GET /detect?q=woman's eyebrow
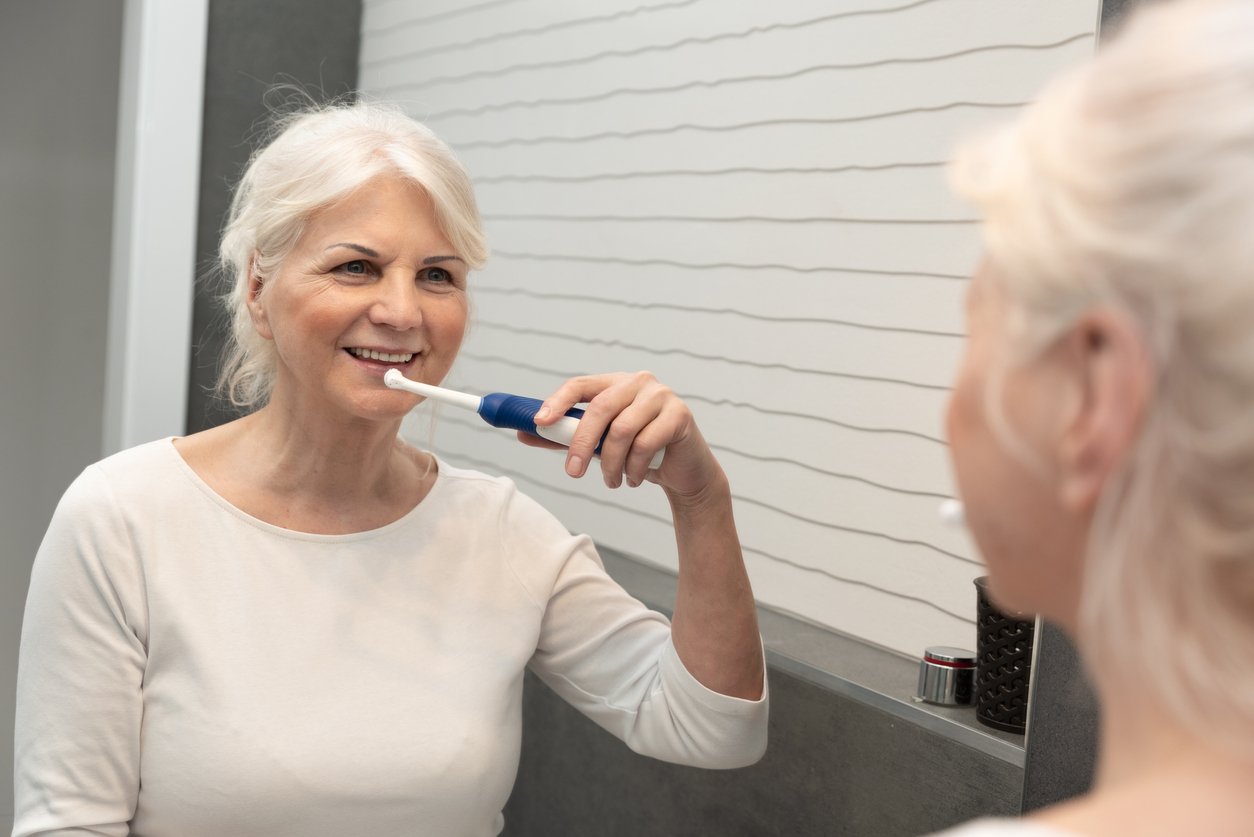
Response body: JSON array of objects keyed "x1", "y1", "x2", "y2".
[
  {"x1": 424, "y1": 255, "x2": 463, "y2": 265},
  {"x1": 326, "y1": 243, "x2": 379, "y2": 257}
]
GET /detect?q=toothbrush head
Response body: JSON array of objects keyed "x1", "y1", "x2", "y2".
[
  {"x1": 938, "y1": 499, "x2": 965, "y2": 527},
  {"x1": 382, "y1": 370, "x2": 483, "y2": 413}
]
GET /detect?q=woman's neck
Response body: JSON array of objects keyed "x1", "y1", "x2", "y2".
[
  {"x1": 175, "y1": 384, "x2": 435, "y2": 535},
  {"x1": 246, "y1": 397, "x2": 409, "y2": 506}
]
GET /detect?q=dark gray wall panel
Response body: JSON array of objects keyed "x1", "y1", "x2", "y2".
[
  {"x1": 188, "y1": 0, "x2": 362, "y2": 432},
  {"x1": 1100, "y1": 0, "x2": 1161, "y2": 36},
  {"x1": 1020, "y1": 623, "x2": 1100, "y2": 813},
  {"x1": 504, "y1": 667, "x2": 1021, "y2": 837}
]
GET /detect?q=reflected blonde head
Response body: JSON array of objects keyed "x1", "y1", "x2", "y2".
[{"x1": 951, "y1": 0, "x2": 1254, "y2": 754}]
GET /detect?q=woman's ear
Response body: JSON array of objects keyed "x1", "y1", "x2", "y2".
[
  {"x1": 1056, "y1": 308, "x2": 1152, "y2": 512},
  {"x1": 245, "y1": 255, "x2": 274, "y2": 341}
]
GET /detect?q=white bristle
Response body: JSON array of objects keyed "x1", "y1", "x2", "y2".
[{"x1": 938, "y1": 499, "x2": 965, "y2": 527}]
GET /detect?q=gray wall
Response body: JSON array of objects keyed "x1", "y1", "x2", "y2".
[
  {"x1": 187, "y1": 0, "x2": 362, "y2": 432},
  {"x1": 0, "y1": 0, "x2": 125, "y2": 824}
]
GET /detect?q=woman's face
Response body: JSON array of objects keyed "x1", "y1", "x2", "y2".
[
  {"x1": 250, "y1": 176, "x2": 469, "y2": 424},
  {"x1": 946, "y1": 261, "x2": 1088, "y2": 625}
]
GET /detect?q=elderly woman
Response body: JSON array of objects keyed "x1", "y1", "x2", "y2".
[
  {"x1": 933, "y1": 1, "x2": 1254, "y2": 835},
  {"x1": 12, "y1": 102, "x2": 766, "y2": 836}
]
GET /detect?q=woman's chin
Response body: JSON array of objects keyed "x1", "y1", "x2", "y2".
[
  {"x1": 310, "y1": 388, "x2": 419, "y2": 426},
  {"x1": 354, "y1": 394, "x2": 420, "y2": 424}
]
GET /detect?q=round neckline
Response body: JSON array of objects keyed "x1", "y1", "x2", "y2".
[{"x1": 163, "y1": 437, "x2": 446, "y2": 543}]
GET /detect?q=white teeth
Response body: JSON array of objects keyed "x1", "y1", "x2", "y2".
[{"x1": 348, "y1": 348, "x2": 414, "y2": 363}]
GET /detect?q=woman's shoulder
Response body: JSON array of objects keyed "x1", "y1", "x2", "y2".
[
  {"x1": 34, "y1": 440, "x2": 184, "y2": 592},
  {"x1": 432, "y1": 457, "x2": 558, "y2": 524},
  {"x1": 430, "y1": 457, "x2": 514, "y2": 491},
  {"x1": 931, "y1": 818, "x2": 1083, "y2": 837},
  {"x1": 61, "y1": 438, "x2": 185, "y2": 513},
  {"x1": 430, "y1": 456, "x2": 589, "y2": 555},
  {"x1": 34, "y1": 439, "x2": 194, "y2": 565}
]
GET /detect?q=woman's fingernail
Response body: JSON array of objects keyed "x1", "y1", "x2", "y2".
[
  {"x1": 626, "y1": 476, "x2": 640, "y2": 488},
  {"x1": 535, "y1": 406, "x2": 549, "y2": 421},
  {"x1": 566, "y1": 455, "x2": 583, "y2": 477}
]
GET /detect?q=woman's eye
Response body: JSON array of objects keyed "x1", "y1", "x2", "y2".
[
  {"x1": 343, "y1": 260, "x2": 368, "y2": 275},
  {"x1": 424, "y1": 267, "x2": 451, "y2": 284}
]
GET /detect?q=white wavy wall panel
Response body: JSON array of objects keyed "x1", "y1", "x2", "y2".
[{"x1": 359, "y1": 0, "x2": 1099, "y2": 658}]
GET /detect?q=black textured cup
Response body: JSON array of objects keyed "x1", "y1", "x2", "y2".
[{"x1": 974, "y1": 576, "x2": 1036, "y2": 733}]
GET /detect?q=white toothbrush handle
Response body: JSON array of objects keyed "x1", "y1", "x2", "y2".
[{"x1": 535, "y1": 416, "x2": 666, "y2": 470}]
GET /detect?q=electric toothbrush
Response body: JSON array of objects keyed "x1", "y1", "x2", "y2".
[{"x1": 384, "y1": 369, "x2": 666, "y2": 470}]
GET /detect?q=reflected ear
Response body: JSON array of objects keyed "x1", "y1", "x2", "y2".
[
  {"x1": 1057, "y1": 309, "x2": 1152, "y2": 512},
  {"x1": 245, "y1": 255, "x2": 273, "y2": 341}
]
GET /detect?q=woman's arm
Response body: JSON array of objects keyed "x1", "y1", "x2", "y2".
[
  {"x1": 13, "y1": 467, "x2": 146, "y2": 837},
  {"x1": 523, "y1": 372, "x2": 764, "y2": 701},
  {"x1": 665, "y1": 465, "x2": 764, "y2": 700}
]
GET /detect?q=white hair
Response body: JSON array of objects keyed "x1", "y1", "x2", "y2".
[
  {"x1": 215, "y1": 97, "x2": 489, "y2": 409},
  {"x1": 951, "y1": 0, "x2": 1254, "y2": 756}
]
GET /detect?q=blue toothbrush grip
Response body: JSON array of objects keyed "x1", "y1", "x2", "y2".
[
  {"x1": 479, "y1": 393, "x2": 544, "y2": 435},
  {"x1": 478, "y1": 393, "x2": 606, "y2": 455}
]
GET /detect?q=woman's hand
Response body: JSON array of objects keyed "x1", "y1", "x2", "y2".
[{"x1": 516, "y1": 371, "x2": 724, "y2": 501}]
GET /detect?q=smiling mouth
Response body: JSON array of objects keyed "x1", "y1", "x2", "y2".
[{"x1": 346, "y1": 347, "x2": 415, "y2": 364}]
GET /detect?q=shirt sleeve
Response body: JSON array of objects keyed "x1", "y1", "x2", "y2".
[
  {"x1": 12, "y1": 466, "x2": 148, "y2": 837},
  {"x1": 501, "y1": 484, "x2": 768, "y2": 770}
]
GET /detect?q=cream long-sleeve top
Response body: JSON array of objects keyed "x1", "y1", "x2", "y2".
[{"x1": 13, "y1": 440, "x2": 768, "y2": 837}]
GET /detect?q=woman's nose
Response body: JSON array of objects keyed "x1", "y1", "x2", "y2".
[{"x1": 369, "y1": 272, "x2": 423, "y2": 330}]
